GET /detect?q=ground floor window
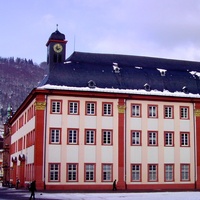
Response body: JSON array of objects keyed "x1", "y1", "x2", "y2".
[
  {"x1": 102, "y1": 164, "x2": 112, "y2": 181},
  {"x1": 181, "y1": 164, "x2": 190, "y2": 181},
  {"x1": 67, "y1": 164, "x2": 78, "y2": 182},
  {"x1": 85, "y1": 164, "x2": 95, "y2": 182},
  {"x1": 131, "y1": 164, "x2": 141, "y2": 181},
  {"x1": 49, "y1": 163, "x2": 60, "y2": 182}
]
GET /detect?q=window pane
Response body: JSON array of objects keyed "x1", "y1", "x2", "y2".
[{"x1": 103, "y1": 164, "x2": 112, "y2": 181}]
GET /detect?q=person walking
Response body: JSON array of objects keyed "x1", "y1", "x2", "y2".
[
  {"x1": 112, "y1": 179, "x2": 117, "y2": 191},
  {"x1": 29, "y1": 180, "x2": 36, "y2": 199},
  {"x1": 16, "y1": 179, "x2": 20, "y2": 189}
]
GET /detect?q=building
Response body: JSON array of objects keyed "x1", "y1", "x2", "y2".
[
  {"x1": 4, "y1": 29, "x2": 200, "y2": 191},
  {"x1": 0, "y1": 135, "x2": 3, "y2": 181}
]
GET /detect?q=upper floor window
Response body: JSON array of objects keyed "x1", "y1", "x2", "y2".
[
  {"x1": 180, "y1": 132, "x2": 190, "y2": 147},
  {"x1": 102, "y1": 130, "x2": 113, "y2": 145},
  {"x1": 102, "y1": 102, "x2": 113, "y2": 116},
  {"x1": 68, "y1": 101, "x2": 79, "y2": 115},
  {"x1": 148, "y1": 105, "x2": 158, "y2": 118},
  {"x1": 180, "y1": 106, "x2": 189, "y2": 119},
  {"x1": 164, "y1": 131, "x2": 174, "y2": 147},
  {"x1": 148, "y1": 131, "x2": 158, "y2": 146},
  {"x1": 164, "y1": 106, "x2": 173, "y2": 119},
  {"x1": 131, "y1": 130, "x2": 141, "y2": 146},
  {"x1": 86, "y1": 102, "x2": 96, "y2": 115},
  {"x1": 131, "y1": 104, "x2": 141, "y2": 117},
  {"x1": 51, "y1": 100, "x2": 62, "y2": 114},
  {"x1": 85, "y1": 129, "x2": 96, "y2": 145},
  {"x1": 67, "y1": 129, "x2": 78, "y2": 144},
  {"x1": 50, "y1": 128, "x2": 61, "y2": 144}
]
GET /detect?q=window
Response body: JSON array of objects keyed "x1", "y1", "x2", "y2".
[
  {"x1": 50, "y1": 128, "x2": 61, "y2": 144},
  {"x1": 102, "y1": 130, "x2": 112, "y2": 145},
  {"x1": 148, "y1": 131, "x2": 158, "y2": 146},
  {"x1": 131, "y1": 164, "x2": 141, "y2": 182},
  {"x1": 49, "y1": 163, "x2": 60, "y2": 181},
  {"x1": 103, "y1": 103, "x2": 113, "y2": 116},
  {"x1": 180, "y1": 132, "x2": 190, "y2": 146},
  {"x1": 164, "y1": 131, "x2": 174, "y2": 146},
  {"x1": 51, "y1": 100, "x2": 61, "y2": 114},
  {"x1": 148, "y1": 105, "x2": 158, "y2": 118},
  {"x1": 131, "y1": 104, "x2": 141, "y2": 117},
  {"x1": 86, "y1": 102, "x2": 96, "y2": 115},
  {"x1": 102, "y1": 164, "x2": 112, "y2": 181},
  {"x1": 164, "y1": 106, "x2": 173, "y2": 119},
  {"x1": 67, "y1": 129, "x2": 78, "y2": 144},
  {"x1": 85, "y1": 129, "x2": 96, "y2": 145},
  {"x1": 180, "y1": 106, "x2": 189, "y2": 119},
  {"x1": 148, "y1": 164, "x2": 158, "y2": 182},
  {"x1": 68, "y1": 101, "x2": 79, "y2": 115},
  {"x1": 164, "y1": 164, "x2": 174, "y2": 182},
  {"x1": 67, "y1": 164, "x2": 78, "y2": 182},
  {"x1": 85, "y1": 164, "x2": 95, "y2": 182},
  {"x1": 131, "y1": 131, "x2": 141, "y2": 145},
  {"x1": 181, "y1": 164, "x2": 190, "y2": 181}
]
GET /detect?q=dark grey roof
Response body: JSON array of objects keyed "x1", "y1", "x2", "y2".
[
  {"x1": 39, "y1": 51, "x2": 200, "y2": 94},
  {"x1": 48, "y1": 30, "x2": 65, "y2": 41}
]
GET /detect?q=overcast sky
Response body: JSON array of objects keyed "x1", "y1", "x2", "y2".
[{"x1": 1, "y1": 0, "x2": 200, "y2": 64}]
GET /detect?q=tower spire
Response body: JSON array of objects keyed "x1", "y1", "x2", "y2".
[{"x1": 56, "y1": 24, "x2": 58, "y2": 31}]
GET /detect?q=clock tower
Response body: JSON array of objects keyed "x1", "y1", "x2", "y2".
[{"x1": 46, "y1": 27, "x2": 67, "y2": 67}]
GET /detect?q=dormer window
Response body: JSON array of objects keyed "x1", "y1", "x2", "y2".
[
  {"x1": 144, "y1": 83, "x2": 151, "y2": 91},
  {"x1": 157, "y1": 68, "x2": 167, "y2": 76},
  {"x1": 182, "y1": 86, "x2": 189, "y2": 94},
  {"x1": 113, "y1": 63, "x2": 120, "y2": 73},
  {"x1": 88, "y1": 80, "x2": 96, "y2": 88}
]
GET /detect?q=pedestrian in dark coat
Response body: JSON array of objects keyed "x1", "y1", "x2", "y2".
[
  {"x1": 16, "y1": 179, "x2": 20, "y2": 189},
  {"x1": 29, "y1": 180, "x2": 36, "y2": 199},
  {"x1": 113, "y1": 179, "x2": 117, "y2": 191}
]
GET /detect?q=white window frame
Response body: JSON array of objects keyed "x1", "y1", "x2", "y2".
[
  {"x1": 51, "y1": 101, "x2": 61, "y2": 113},
  {"x1": 49, "y1": 163, "x2": 59, "y2": 181},
  {"x1": 69, "y1": 102, "x2": 78, "y2": 114},
  {"x1": 68, "y1": 129, "x2": 78, "y2": 144},
  {"x1": 85, "y1": 164, "x2": 95, "y2": 182},
  {"x1": 67, "y1": 164, "x2": 78, "y2": 182},
  {"x1": 50, "y1": 129, "x2": 60, "y2": 144},
  {"x1": 131, "y1": 164, "x2": 141, "y2": 182},
  {"x1": 102, "y1": 164, "x2": 112, "y2": 181}
]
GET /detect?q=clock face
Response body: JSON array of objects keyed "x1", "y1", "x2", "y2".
[{"x1": 53, "y1": 43, "x2": 63, "y2": 53}]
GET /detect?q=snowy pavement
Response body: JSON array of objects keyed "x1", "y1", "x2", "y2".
[
  {"x1": 32, "y1": 191, "x2": 200, "y2": 200},
  {"x1": 2, "y1": 189, "x2": 200, "y2": 200}
]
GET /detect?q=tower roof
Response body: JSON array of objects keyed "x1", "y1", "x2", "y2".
[{"x1": 48, "y1": 29, "x2": 65, "y2": 41}]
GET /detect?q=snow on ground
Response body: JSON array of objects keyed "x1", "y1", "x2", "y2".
[{"x1": 21, "y1": 191, "x2": 200, "y2": 200}]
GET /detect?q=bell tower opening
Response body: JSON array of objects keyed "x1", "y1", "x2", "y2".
[{"x1": 46, "y1": 25, "x2": 68, "y2": 68}]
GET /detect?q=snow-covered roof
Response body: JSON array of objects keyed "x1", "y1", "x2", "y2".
[{"x1": 38, "y1": 51, "x2": 200, "y2": 96}]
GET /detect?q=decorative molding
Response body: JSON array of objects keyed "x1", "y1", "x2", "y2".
[
  {"x1": 195, "y1": 109, "x2": 200, "y2": 117},
  {"x1": 34, "y1": 102, "x2": 46, "y2": 110},
  {"x1": 118, "y1": 105, "x2": 126, "y2": 113}
]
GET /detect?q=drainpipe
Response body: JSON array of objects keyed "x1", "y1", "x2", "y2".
[
  {"x1": 124, "y1": 99, "x2": 127, "y2": 189},
  {"x1": 193, "y1": 102, "x2": 197, "y2": 189},
  {"x1": 43, "y1": 95, "x2": 48, "y2": 190}
]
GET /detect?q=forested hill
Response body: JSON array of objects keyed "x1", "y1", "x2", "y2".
[{"x1": 0, "y1": 57, "x2": 47, "y2": 125}]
